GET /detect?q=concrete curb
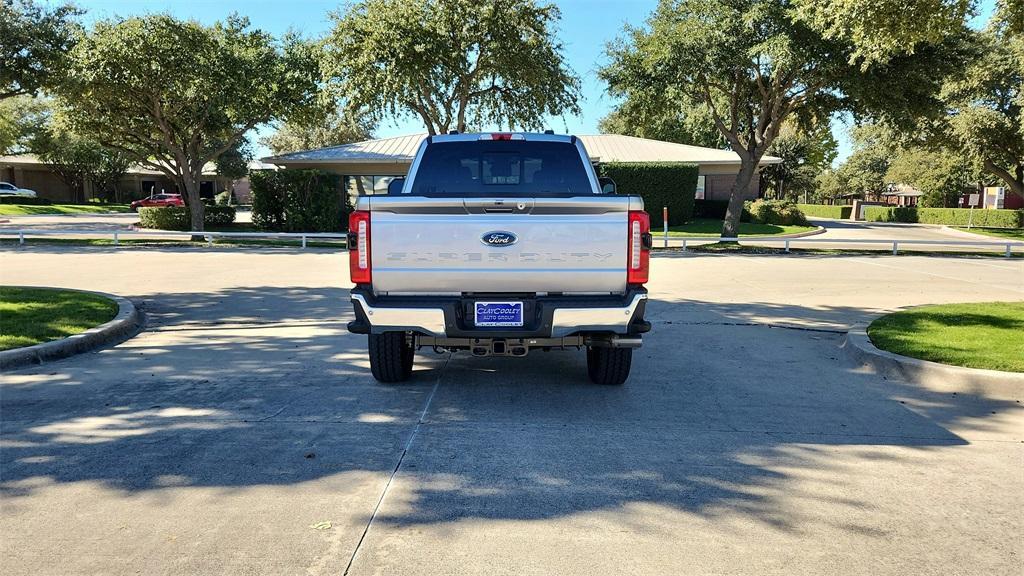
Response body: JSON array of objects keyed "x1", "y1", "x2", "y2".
[
  {"x1": 777, "y1": 225, "x2": 826, "y2": 239},
  {"x1": 0, "y1": 287, "x2": 141, "y2": 371},
  {"x1": 938, "y1": 225, "x2": 1024, "y2": 243},
  {"x1": 842, "y1": 321, "x2": 1024, "y2": 398}
]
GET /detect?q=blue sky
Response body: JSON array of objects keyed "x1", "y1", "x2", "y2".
[{"x1": 72, "y1": 0, "x2": 995, "y2": 162}]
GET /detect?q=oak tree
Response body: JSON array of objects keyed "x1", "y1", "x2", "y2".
[
  {"x1": 323, "y1": 0, "x2": 581, "y2": 135},
  {"x1": 55, "y1": 14, "x2": 319, "y2": 231},
  {"x1": 601, "y1": 0, "x2": 969, "y2": 237}
]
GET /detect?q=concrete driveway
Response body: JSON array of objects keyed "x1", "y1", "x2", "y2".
[
  {"x1": 810, "y1": 217, "x2": 997, "y2": 241},
  {"x1": 1, "y1": 246, "x2": 1022, "y2": 575}
]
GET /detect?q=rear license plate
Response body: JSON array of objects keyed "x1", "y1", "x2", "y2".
[{"x1": 474, "y1": 302, "x2": 524, "y2": 327}]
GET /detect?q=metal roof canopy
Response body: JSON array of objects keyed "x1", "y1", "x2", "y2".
[{"x1": 261, "y1": 133, "x2": 782, "y2": 167}]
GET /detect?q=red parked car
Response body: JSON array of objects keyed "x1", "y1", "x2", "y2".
[{"x1": 131, "y1": 194, "x2": 185, "y2": 211}]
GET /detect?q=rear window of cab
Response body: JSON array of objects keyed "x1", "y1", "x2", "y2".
[{"x1": 409, "y1": 141, "x2": 595, "y2": 197}]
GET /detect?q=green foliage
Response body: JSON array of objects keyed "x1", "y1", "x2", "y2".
[
  {"x1": 138, "y1": 206, "x2": 236, "y2": 231},
  {"x1": 54, "y1": 14, "x2": 320, "y2": 231},
  {"x1": 863, "y1": 206, "x2": 1024, "y2": 227},
  {"x1": 323, "y1": 0, "x2": 581, "y2": 135},
  {"x1": 34, "y1": 126, "x2": 132, "y2": 204},
  {"x1": 598, "y1": 162, "x2": 698, "y2": 226},
  {"x1": 941, "y1": 14, "x2": 1024, "y2": 195},
  {"x1": 599, "y1": 0, "x2": 970, "y2": 238},
  {"x1": 250, "y1": 170, "x2": 346, "y2": 232},
  {"x1": 215, "y1": 138, "x2": 252, "y2": 181},
  {"x1": 262, "y1": 108, "x2": 374, "y2": 155},
  {"x1": 214, "y1": 190, "x2": 234, "y2": 206},
  {"x1": 0, "y1": 95, "x2": 49, "y2": 153},
  {"x1": 745, "y1": 199, "x2": 809, "y2": 226},
  {"x1": 0, "y1": 1, "x2": 81, "y2": 99},
  {"x1": 794, "y1": 0, "x2": 973, "y2": 66},
  {"x1": 813, "y1": 169, "x2": 848, "y2": 203},
  {"x1": 796, "y1": 203, "x2": 853, "y2": 219},
  {"x1": 598, "y1": 89, "x2": 726, "y2": 148},
  {"x1": 825, "y1": 124, "x2": 901, "y2": 200},
  {"x1": 862, "y1": 206, "x2": 920, "y2": 223},
  {"x1": 761, "y1": 124, "x2": 838, "y2": 200},
  {"x1": 886, "y1": 148, "x2": 969, "y2": 207}
]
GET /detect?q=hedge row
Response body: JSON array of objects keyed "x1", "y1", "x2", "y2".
[
  {"x1": 138, "y1": 206, "x2": 236, "y2": 230},
  {"x1": 796, "y1": 204, "x2": 853, "y2": 220},
  {"x1": 600, "y1": 162, "x2": 698, "y2": 226},
  {"x1": 250, "y1": 169, "x2": 345, "y2": 233},
  {"x1": 0, "y1": 196, "x2": 52, "y2": 205},
  {"x1": 862, "y1": 206, "x2": 1024, "y2": 228}
]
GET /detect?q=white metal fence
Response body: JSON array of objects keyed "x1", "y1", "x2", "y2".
[
  {"x1": 1, "y1": 229, "x2": 1022, "y2": 257},
  {"x1": 665, "y1": 236, "x2": 1024, "y2": 257},
  {"x1": 0, "y1": 229, "x2": 348, "y2": 249}
]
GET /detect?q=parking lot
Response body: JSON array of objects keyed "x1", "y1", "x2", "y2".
[{"x1": 1, "y1": 246, "x2": 1022, "y2": 575}]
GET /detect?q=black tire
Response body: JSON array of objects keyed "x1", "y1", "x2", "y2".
[
  {"x1": 368, "y1": 332, "x2": 414, "y2": 383},
  {"x1": 586, "y1": 346, "x2": 632, "y2": 385}
]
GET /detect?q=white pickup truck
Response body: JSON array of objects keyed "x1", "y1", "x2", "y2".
[{"x1": 346, "y1": 132, "x2": 652, "y2": 384}]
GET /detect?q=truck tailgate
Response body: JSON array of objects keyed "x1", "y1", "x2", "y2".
[{"x1": 366, "y1": 196, "x2": 641, "y2": 294}]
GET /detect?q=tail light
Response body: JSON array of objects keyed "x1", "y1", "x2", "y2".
[
  {"x1": 627, "y1": 210, "x2": 651, "y2": 285},
  {"x1": 348, "y1": 210, "x2": 371, "y2": 284}
]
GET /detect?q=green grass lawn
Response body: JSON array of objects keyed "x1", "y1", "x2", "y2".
[
  {"x1": 0, "y1": 286, "x2": 119, "y2": 350},
  {"x1": 954, "y1": 227, "x2": 1024, "y2": 241},
  {"x1": 0, "y1": 204, "x2": 132, "y2": 216},
  {"x1": 867, "y1": 301, "x2": 1024, "y2": 372},
  {"x1": 661, "y1": 218, "x2": 817, "y2": 237}
]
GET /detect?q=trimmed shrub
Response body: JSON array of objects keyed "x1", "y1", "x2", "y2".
[
  {"x1": 862, "y1": 206, "x2": 1024, "y2": 228},
  {"x1": 205, "y1": 206, "x2": 236, "y2": 226},
  {"x1": 599, "y1": 162, "x2": 698, "y2": 226},
  {"x1": 250, "y1": 169, "x2": 346, "y2": 232},
  {"x1": 0, "y1": 196, "x2": 52, "y2": 205},
  {"x1": 745, "y1": 199, "x2": 809, "y2": 226},
  {"x1": 138, "y1": 206, "x2": 236, "y2": 230},
  {"x1": 796, "y1": 203, "x2": 852, "y2": 220},
  {"x1": 214, "y1": 190, "x2": 234, "y2": 206}
]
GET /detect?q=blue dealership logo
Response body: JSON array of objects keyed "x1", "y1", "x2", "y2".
[{"x1": 481, "y1": 231, "x2": 518, "y2": 247}]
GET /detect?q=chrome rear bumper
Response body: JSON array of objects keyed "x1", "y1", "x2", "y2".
[{"x1": 348, "y1": 290, "x2": 649, "y2": 339}]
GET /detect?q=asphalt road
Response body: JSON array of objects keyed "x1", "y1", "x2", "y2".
[{"x1": 1, "y1": 246, "x2": 1022, "y2": 575}]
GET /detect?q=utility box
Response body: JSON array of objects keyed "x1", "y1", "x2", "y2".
[{"x1": 984, "y1": 187, "x2": 1005, "y2": 209}]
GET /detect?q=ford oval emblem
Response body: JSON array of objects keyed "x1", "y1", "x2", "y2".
[{"x1": 481, "y1": 231, "x2": 518, "y2": 247}]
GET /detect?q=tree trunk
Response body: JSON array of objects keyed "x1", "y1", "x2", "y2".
[
  {"x1": 982, "y1": 158, "x2": 1024, "y2": 197},
  {"x1": 721, "y1": 159, "x2": 758, "y2": 240},
  {"x1": 179, "y1": 171, "x2": 206, "y2": 239}
]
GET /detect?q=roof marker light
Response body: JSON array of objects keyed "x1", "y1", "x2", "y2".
[{"x1": 479, "y1": 133, "x2": 525, "y2": 141}]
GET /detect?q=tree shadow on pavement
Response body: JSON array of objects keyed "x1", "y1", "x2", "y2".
[{"x1": 1, "y1": 287, "x2": 1020, "y2": 537}]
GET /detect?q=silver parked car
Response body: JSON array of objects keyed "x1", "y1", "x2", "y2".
[{"x1": 0, "y1": 182, "x2": 38, "y2": 198}]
